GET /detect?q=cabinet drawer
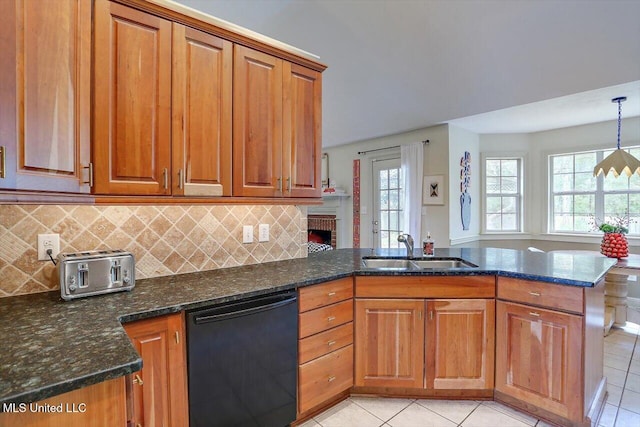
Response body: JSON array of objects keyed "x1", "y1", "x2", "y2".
[
  {"x1": 299, "y1": 278, "x2": 353, "y2": 312},
  {"x1": 299, "y1": 322, "x2": 353, "y2": 364},
  {"x1": 299, "y1": 344, "x2": 353, "y2": 414},
  {"x1": 299, "y1": 299, "x2": 353, "y2": 338},
  {"x1": 498, "y1": 277, "x2": 584, "y2": 314},
  {"x1": 355, "y1": 276, "x2": 495, "y2": 298}
]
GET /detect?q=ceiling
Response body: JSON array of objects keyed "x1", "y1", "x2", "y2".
[{"x1": 175, "y1": 0, "x2": 640, "y2": 147}]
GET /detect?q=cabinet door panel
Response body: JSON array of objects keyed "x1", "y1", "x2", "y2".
[
  {"x1": 496, "y1": 301, "x2": 582, "y2": 420},
  {"x1": 426, "y1": 299, "x2": 494, "y2": 389},
  {"x1": 355, "y1": 299, "x2": 424, "y2": 388},
  {"x1": 233, "y1": 45, "x2": 282, "y2": 196},
  {"x1": 0, "y1": 0, "x2": 90, "y2": 192},
  {"x1": 283, "y1": 63, "x2": 321, "y2": 197},
  {"x1": 93, "y1": 0, "x2": 171, "y2": 195},
  {"x1": 124, "y1": 313, "x2": 188, "y2": 427},
  {"x1": 172, "y1": 24, "x2": 232, "y2": 196}
]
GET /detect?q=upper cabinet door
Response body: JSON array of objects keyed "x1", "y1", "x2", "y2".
[
  {"x1": 283, "y1": 63, "x2": 322, "y2": 198},
  {"x1": 233, "y1": 45, "x2": 283, "y2": 197},
  {"x1": 0, "y1": 0, "x2": 91, "y2": 193},
  {"x1": 172, "y1": 24, "x2": 232, "y2": 197},
  {"x1": 93, "y1": 0, "x2": 172, "y2": 195}
]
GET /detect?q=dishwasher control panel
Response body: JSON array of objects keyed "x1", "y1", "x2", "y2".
[{"x1": 58, "y1": 250, "x2": 135, "y2": 300}]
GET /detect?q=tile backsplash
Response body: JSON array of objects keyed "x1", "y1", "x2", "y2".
[{"x1": 0, "y1": 204, "x2": 308, "y2": 297}]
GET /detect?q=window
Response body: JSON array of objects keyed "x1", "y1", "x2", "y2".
[
  {"x1": 484, "y1": 158, "x2": 522, "y2": 232},
  {"x1": 373, "y1": 158, "x2": 404, "y2": 248},
  {"x1": 550, "y1": 147, "x2": 640, "y2": 235}
]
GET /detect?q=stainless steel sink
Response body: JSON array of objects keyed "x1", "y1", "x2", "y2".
[
  {"x1": 361, "y1": 258, "x2": 417, "y2": 269},
  {"x1": 361, "y1": 257, "x2": 477, "y2": 270},
  {"x1": 411, "y1": 259, "x2": 477, "y2": 269}
]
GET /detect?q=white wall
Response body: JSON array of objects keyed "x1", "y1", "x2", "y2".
[
  {"x1": 323, "y1": 125, "x2": 447, "y2": 248},
  {"x1": 478, "y1": 116, "x2": 640, "y2": 252},
  {"x1": 322, "y1": 116, "x2": 640, "y2": 252}
]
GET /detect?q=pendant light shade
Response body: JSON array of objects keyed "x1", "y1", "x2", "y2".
[{"x1": 593, "y1": 97, "x2": 639, "y2": 177}]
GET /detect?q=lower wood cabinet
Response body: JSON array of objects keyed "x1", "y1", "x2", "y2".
[
  {"x1": 495, "y1": 277, "x2": 606, "y2": 427},
  {"x1": 297, "y1": 278, "x2": 354, "y2": 418},
  {"x1": 354, "y1": 297, "x2": 494, "y2": 392},
  {"x1": 0, "y1": 377, "x2": 127, "y2": 427},
  {"x1": 124, "y1": 312, "x2": 189, "y2": 427}
]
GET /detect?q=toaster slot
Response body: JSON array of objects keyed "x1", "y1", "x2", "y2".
[
  {"x1": 111, "y1": 260, "x2": 121, "y2": 285},
  {"x1": 78, "y1": 263, "x2": 89, "y2": 288}
]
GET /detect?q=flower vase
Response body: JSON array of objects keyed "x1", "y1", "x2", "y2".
[{"x1": 600, "y1": 232, "x2": 628, "y2": 258}]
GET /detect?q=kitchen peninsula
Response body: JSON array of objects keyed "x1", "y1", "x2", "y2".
[{"x1": 0, "y1": 248, "x2": 615, "y2": 427}]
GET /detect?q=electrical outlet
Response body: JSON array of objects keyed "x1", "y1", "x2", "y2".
[
  {"x1": 258, "y1": 224, "x2": 269, "y2": 242},
  {"x1": 242, "y1": 225, "x2": 253, "y2": 244},
  {"x1": 37, "y1": 234, "x2": 60, "y2": 261}
]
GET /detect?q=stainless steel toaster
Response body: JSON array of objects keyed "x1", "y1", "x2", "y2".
[{"x1": 58, "y1": 250, "x2": 135, "y2": 300}]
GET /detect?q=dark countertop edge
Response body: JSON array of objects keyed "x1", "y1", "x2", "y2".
[
  {"x1": 0, "y1": 249, "x2": 614, "y2": 405},
  {"x1": 6, "y1": 358, "x2": 142, "y2": 405}
]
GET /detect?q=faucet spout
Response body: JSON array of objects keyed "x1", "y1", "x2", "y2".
[{"x1": 397, "y1": 234, "x2": 414, "y2": 259}]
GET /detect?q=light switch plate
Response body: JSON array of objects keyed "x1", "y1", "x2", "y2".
[
  {"x1": 242, "y1": 225, "x2": 253, "y2": 244},
  {"x1": 258, "y1": 224, "x2": 269, "y2": 242}
]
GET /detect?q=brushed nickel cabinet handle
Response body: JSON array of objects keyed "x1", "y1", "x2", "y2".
[
  {"x1": 286, "y1": 176, "x2": 291, "y2": 192},
  {"x1": 276, "y1": 177, "x2": 282, "y2": 192},
  {"x1": 162, "y1": 168, "x2": 168, "y2": 189},
  {"x1": 529, "y1": 291, "x2": 541, "y2": 297},
  {"x1": 429, "y1": 311, "x2": 434, "y2": 320},
  {"x1": 82, "y1": 163, "x2": 93, "y2": 187},
  {"x1": 327, "y1": 316, "x2": 336, "y2": 322},
  {"x1": 132, "y1": 374, "x2": 144, "y2": 386},
  {"x1": 328, "y1": 376, "x2": 336, "y2": 382},
  {"x1": 0, "y1": 146, "x2": 5, "y2": 178},
  {"x1": 529, "y1": 312, "x2": 540, "y2": 317},
  {"x1": 175, "y1": 331, "x2": 180, "y2": 344},
  {"x1": 327, "y1": 340, "x2": 336, "y2": 346},
  {"x1": 327, "y1": 292, "x2": 336, "y2": 296},
  {"x1": 178, "y1": 169, "x2": 184, "y2": 189}
]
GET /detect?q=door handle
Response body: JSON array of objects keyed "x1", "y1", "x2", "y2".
[{"x1": 132, "y1": 374, "x2": 143, "y2": 386}]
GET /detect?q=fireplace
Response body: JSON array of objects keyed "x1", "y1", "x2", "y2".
[{"x1": 308, "y1": 215, "x2": 337, "y2": 249}]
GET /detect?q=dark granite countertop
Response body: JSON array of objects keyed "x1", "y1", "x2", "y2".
[{"x1": 0, "y1": 248, "x2": 616, "y2": 404}]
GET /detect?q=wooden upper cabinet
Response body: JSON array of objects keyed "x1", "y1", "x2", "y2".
[
  {"x1": 93, "y1": 0, "x2": 172, "y2": 195},
  {"x1": 172, "y1": 24, "x2": 232, "y2": 196},
  {"x1": 233, "y1": 45, "x2": 283, "y2": 197},
  {"x1": 283, "y1": 63, "x2": 322, "y2": 197},
  {"x1": 426, "y1": 299, "x2": 495, "y2": 390},
  {"x1": 0, "y1": 0, "x2": 91, "y2": 192},
  {"x1": 124, "y1": 313, "x2": 189, "y2": 427},
  {"x1": 355, "y1": 299, "x2": 425, "y2": 389}
]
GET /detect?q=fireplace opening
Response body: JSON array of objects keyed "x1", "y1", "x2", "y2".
[{"x1": 307, "y1": 214, "x2": 337, "y2": 251}]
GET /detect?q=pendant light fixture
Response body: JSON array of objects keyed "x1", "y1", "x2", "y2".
[{"x1": 593, "y1": 96, "x2": 640, "y2": 177}]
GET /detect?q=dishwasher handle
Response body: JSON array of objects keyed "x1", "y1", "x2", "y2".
[{"x1": 193, "y1": 293, "x2": 297, "y2": 325}]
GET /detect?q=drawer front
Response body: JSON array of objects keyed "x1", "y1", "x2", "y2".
[
  {"x1": 299, "y1": 299, "x2": 353, "y2": 338},
  {"x1": 299, "y1": 277, "x2": 354, "y2": 312},
  {"x1": 498, "y1": 277, "x2": 584, "y2": 314},
  {"x1": 299, "y1": 344, "x2": 353, "y2": 414},
  {"x1": 355, "y1": 275, "x2": 495, "y2": 299},
  {"x1": 299, "y1": 322, "x2": 353, "y2": 364}
]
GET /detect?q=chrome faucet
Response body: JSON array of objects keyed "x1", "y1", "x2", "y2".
[{"x1": 397, "y1": 234, "x2": 414, "y2": 259}]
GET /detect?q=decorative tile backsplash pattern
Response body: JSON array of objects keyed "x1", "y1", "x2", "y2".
[{"x1": 0, "y1": 205, "x2": 308, "y2": 297}]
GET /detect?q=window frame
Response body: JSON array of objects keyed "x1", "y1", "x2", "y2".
[
  {"x1": 482, "y1": 155, "x2": 524, "y2": 233},
  {"x1": 548, "y1": 145, "x2": 640, "y2": 236}
]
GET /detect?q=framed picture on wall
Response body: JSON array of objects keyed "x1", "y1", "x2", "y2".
[{"x1": 423, "y1": 175, "x2": 444, "y2": 205}]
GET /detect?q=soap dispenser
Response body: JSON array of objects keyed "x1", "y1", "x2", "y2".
[{"x1": 422, "y1": 232, "x2": 434, "y2": 256}]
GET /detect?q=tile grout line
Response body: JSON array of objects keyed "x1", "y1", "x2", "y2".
[{"x1": 611, "y1": 325, "x2": 639, "y2": 426}]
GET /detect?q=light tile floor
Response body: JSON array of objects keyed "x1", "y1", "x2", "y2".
[{"x1": 300, "y1": 323, "x2": 640, "y2": 427}]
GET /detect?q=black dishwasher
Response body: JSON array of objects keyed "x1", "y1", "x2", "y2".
[{"x1": 186, "y1": 290, "x2": 298, "y2": 427}]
